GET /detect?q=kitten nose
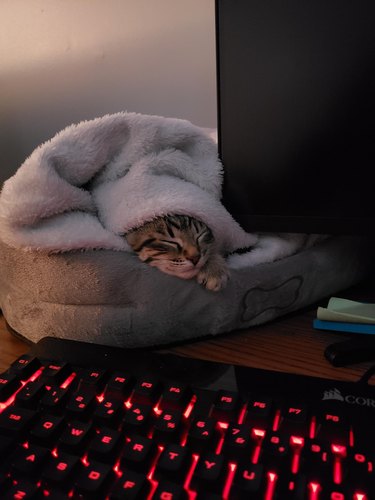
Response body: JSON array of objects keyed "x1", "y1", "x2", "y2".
[{"x1": 187, "y1": 254, "x2": 200, "y2": 266}]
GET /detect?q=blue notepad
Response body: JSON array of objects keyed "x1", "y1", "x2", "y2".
[{"x1": 313, "y1": 318, "x2": 375, "y2": 335}]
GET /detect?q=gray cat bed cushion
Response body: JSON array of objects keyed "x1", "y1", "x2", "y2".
[
  {"x1": 0, "y1": 236, "x2": 372, "y2": 348},
  {"x1": 0, "y1": 113, "x2": 372, "y2": 347}
]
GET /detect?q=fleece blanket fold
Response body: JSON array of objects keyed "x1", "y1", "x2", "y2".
[{"x1": 0, "y1": 113, "x2": 256, "y2": 254}]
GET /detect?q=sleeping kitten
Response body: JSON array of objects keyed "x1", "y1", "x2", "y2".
[{"x1": 125, "y1": 215, "x2": 229, "y2": 291}]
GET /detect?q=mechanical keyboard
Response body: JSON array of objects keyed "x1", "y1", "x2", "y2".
[{"x1": 0, "y1": 337, "x2": 374, "y2": 499}]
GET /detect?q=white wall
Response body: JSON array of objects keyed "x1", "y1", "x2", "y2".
[{"x1": 0, "y1": 0, "x2": 216, "y2": 185}]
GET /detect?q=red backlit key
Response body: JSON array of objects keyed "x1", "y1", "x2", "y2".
[
  {"x1": 153, "y1": 409, "x2": 183, "y2": 444},
  {"x1": 222, "y1": 423, "x2": 251, "y2": 459},
  {"x1": 4, "y1": 478, "x2": 39, "y2": 499},
  {"x1": 93, "y1": 396, "x2": 122, "y2": 425},
  {"x1": 16, "y1": 380, "x2": 46, "y2": 408},
  {"x1": 79, "y1": 367, "x2": 108, "y2": 393},
  {"x1": 58, "y1": 420, "x2": 92, "y2": 453},
  {"x1": 261, "y1": 433, "x2": 290, "y2": 471},
  {"x1": 0, "y1": 407, "x2": 36, "y2": 434},
  {"x1": 30, "y1": 413, "x2": 64, "y2": 444},
  {"x1": 74, "y1": 459, "x2": 113, "y2": 496},
  {"x1": 300, "y1": 441, "x2": 331, "y2": 481},
  {"x1": 210, "y1": 390, "x2": 241, "y2": 422},
  {"x1": 159, "y1": 382, "x2": 193, "y2": 411},
  {"x1": 132, "y1": 376, "x2": 161, "y2": 404},
  {"x1": 154, "y1": 480, "x2": 187, "y2": 500},
  {"x1": 190, "y1": 452, "x2": 225, "y2": 494},
  {"x1": 280, "y1": 403, "x2": 309, "y2": 436},
  {"x1": 41, "y1": 362, "x2": 72, "y2": 384},
  {"x1": 186, "y1": 417, "x2": 217, "y2": 452},
  {"x1": 87, "y1": 426, "x2": 120, "y2": 462},
  {"x1": 0, "y1": 372, "x2": 22, "y2": 401},
  {"x1": 41, "y1": 451, "x2": 79, "y2": 489},
  {"x1": 246, "y1": 396, "x2": 273, "y2": 427},
  {"x1": 10, "y1": 355, "x2": 41, "y2": 379},
  {"x1": 232, "y1": 463, "x2": 264, "y2": 496},
  {"x1": 316, "y1": 411, "x2": 349, "y2": 445},
  {"x1": 110, "y1": 469, "x2": 151, "y2": 499},
  {"x1": 123, "y1": 403, "x2": 152, "y2": 433},
  {"x1": 40, "y1": 385, "x2": 70, "y2": 412},
  {"x1": 10, "y1": 443, "x2": 49, "y2": 477},
  {"x1": 66, "y1": 391, "x2": 95, "y2": 417},
  {"x1": 154, "y1": 443, "x2": 189, "y2": 480},
  {"x1": 347, "y1": 450, "x2": 373, "y2": 488},
  {"x1": 120, "y1": 434, "x2": 157, "y2": 472},
  {"x1": 104, "y1": 371, "x2": 133, "y2": 398}
]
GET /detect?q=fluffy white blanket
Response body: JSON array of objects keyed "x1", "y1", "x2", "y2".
[{"x1": 0, "y1": 112, "x2": 257, "y2": 255}]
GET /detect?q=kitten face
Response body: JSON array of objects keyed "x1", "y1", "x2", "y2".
[{"x1": 126, "y1": 215, "x2": 214, "y2": 280}]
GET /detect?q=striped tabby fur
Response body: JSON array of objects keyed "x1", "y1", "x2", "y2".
[{"x1": 126, "y1": 215, "x2": 229, "y2": 291}]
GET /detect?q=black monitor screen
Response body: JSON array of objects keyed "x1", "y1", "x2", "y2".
[{"x1": 216, "y1": 0, "x2": 375, "y2": 234}]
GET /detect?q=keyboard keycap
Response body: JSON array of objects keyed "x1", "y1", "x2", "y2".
[
  {"x1": 66, "y1": 391, "x2": 95, "y2": 418},
  {"x1": 132, "y1": 376, "x2": 161, "y2": 404},
  {"x1": 3, "y1": 478, "x2": 39, "y2": 500},
  {"x1": 9, "y1": 355, "x2": 42, "y2": 379},
  {"x1": 154, "y1": 479, "x2": 187, "y2": 500},
  {"x1": 0, "y1": 407, "x2": 36, "y2": 435},
  {"x1": 110, "y1": 469, "x2": 151, "y2": 499},
  {"x1": 104, "y1": 371, "x2": 134, "y2": 398},
  {"x1": 159, "y1": 382, "x2": 193, "y2": 411},
  {"x1": 154, "y1": 443, "x2": 189, "y2": 480},
  {"x1": 58, "y1": 420, "x2": 92, "y2": 453},
  {"x1": 210, "y1": 390, "x2": 242, "y2": 423},
  {"x1": 246, "y1": 396, "x2": 273, "y2": 427},
  {"x1": 16, "y1": 380, "x2": 46, "y2": 408},
  {"x1": 93, "y1": 396, "x2": 123, "y2": 425},
  {"x1": 10, "y1": 444, "x2": 49, "y2": 477},
  {"x1": 40, "y1": 361, "x2": 72, "y2": 384},
  {"x1": 231, "y1": 462, "x2": 264, "y2": 496},
  {"x1": 222, "y1": 423, "x2": 252, "y2": 459},
  {"x1": 30, "y1": 413, "x2": 64, "y2": 444},
  {"x1": 186, "y1": 417, "x2": 218, "y2": 452},
  {"x1": 0, "y1": 372, "x2": 22, "y2": 401},
  {"x1": 74, "y1": 460, "x2": 113, "y2": 496},
  {"x1": 41, "y1": 451, "x2": 79, "y2": 489},
  {"x1": 120, "y1": 434, "x2": 157, "y2": 472},
  {"x1": 40, "y1": 386, "x2": 70, "y2": 412},
  {"x1": 87, "y1": 426, "x2": 121, "y2": 462},
  {"x1": 153, "y1": 409, "x2": 183, "y2": 444},
  {"x1": 191, "y1": 452, "x2": 225, "y2": 493}
]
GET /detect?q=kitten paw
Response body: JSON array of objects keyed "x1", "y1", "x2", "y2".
[{"x1": 197, "y1": 268, "x2": 229, "y2": 291}]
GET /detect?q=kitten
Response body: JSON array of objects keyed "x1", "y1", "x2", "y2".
[{"x1": 125, "y1": 215, "x2": 229, "y2": 291}]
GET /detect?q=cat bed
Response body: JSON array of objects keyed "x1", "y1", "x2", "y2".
[
  {"x1": 0, "y1": 236, "x2": 372, "y2": 347},
  {"x1": 0, "y1": 112, "x2": 372, "y2": 347}
]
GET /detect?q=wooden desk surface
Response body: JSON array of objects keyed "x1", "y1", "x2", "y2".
[{"x1": 1, "y1": 278, "x2": 374, "y2": 383}]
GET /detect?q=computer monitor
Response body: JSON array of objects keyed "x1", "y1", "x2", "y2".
[{"x1": 216, "y1": 0, "x2": 375, "y2": 235}]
